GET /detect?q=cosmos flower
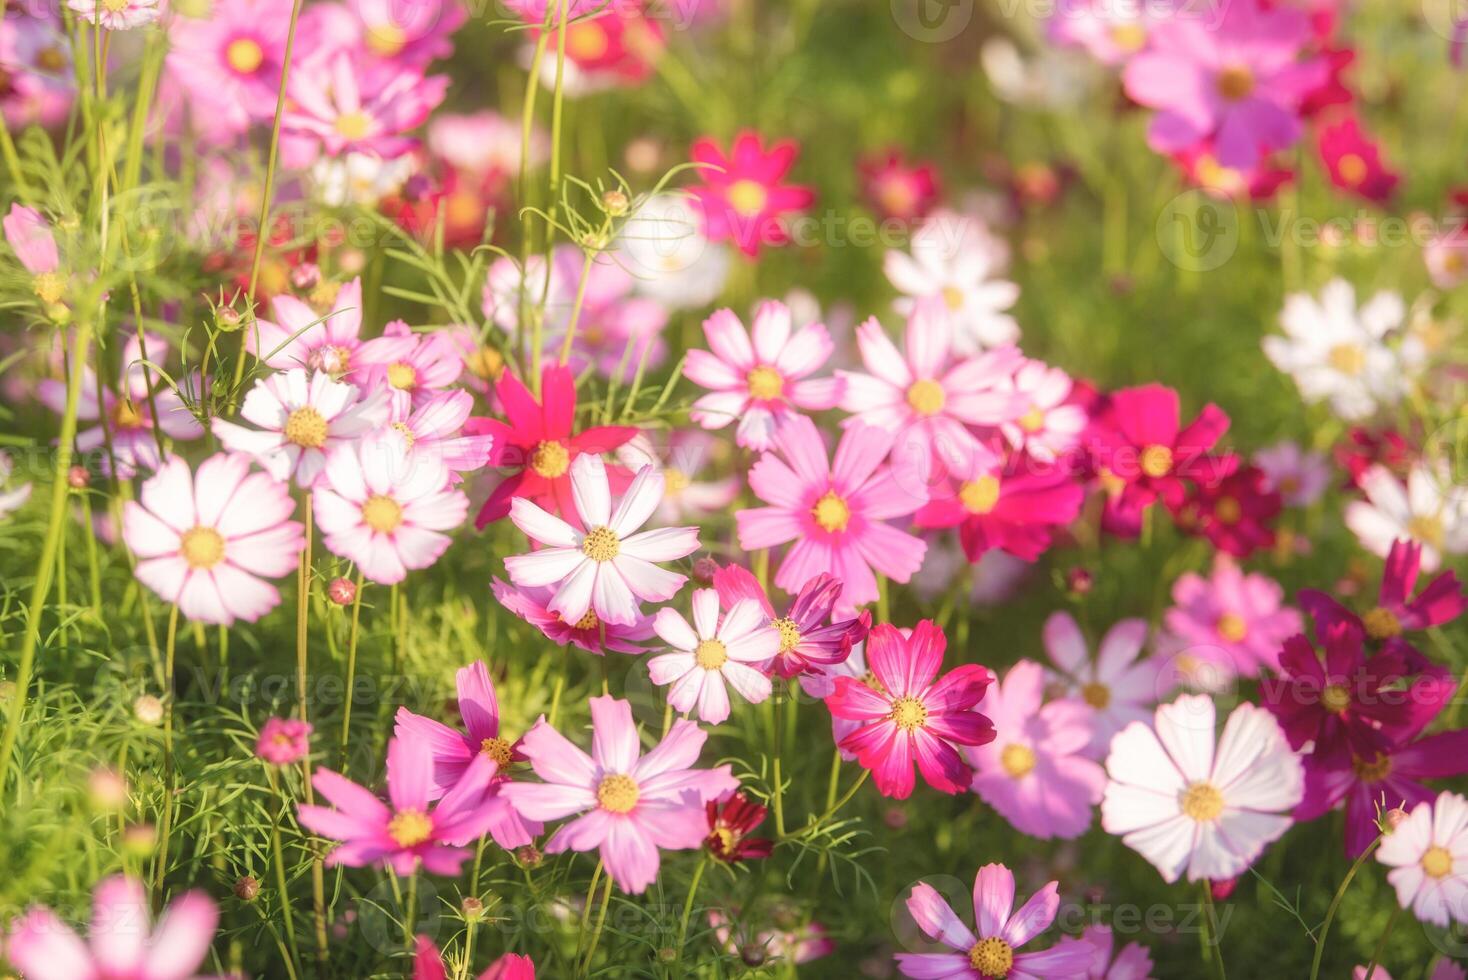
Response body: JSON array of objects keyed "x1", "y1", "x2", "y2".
[
  {"x1": 648, "y1": 588, "x2": 779, "y2": 724},
  {"x1": 1172, "y1": 142, "x2": 1295, "y2": 202},
  {"x1": 688, "y1": 131, "x2": 815, "y2": 257},
  {"x1": 1043, "y1": 612, "x2": 1158, "y2": 759},
  {"x1": 1317, "y1": 116, "x2": 1399, "y2": 204},
  {"x1": 1299, "y1": 538, "x2": 1467, "y2": 642},
  {"x1": 1076, "y1": 924, "x2": 1155, "y2": 980},
  {"x1": 356, "y1": 320, "x2": 464, "y2": 413},
  {"x1": 504, "y1": 455, "x2": 699, "y2": 627},
  {"x1": 256, "y1": 717, "x2": 312, "y2": 766},
  {"x1": 997, "y1": 359, "x2": 1088, "y2": 465},
  {"x1": 968, "y1": 661, "x2": 1107, "y2": 840},
  {"x1": 1252, "y1": 440, "x2": 1330, "y2": 507},
  {"x1": 500, "y1": 695, "x2": 737, "y2": 893},
  {"x1": 282, "y1": 51, "x2": 448, "y2": 162},
  {"x1": 857, "y1": 148, "x2": 941, "y2": 222},
  {"x1": 825, "y1": 621, "x2": 995, "y2": 799},
  {"x1": 490, "y1": 578, "x2": 656, "y2": 655},
  {"x1": 1377, "y1": 791, "x2": 1468, "y2": 928},
  {"x1": 895, "y1": 863, "x2": 1094, "y2": 979},
  {"x1": 684, "y1": 300, "x2": 843, "y2": 451},
  {"x1": 1101, "y1": 694, "x2": 1304, "y2": 883},
  {"x1": 710, "y1": 563, "x2": 868, "y2": 681},
  {"x1": 708, "y1": 907, "x2": 835, "y2": 967},
  {"x1": 211, "y1": 368, "x2": 390, "y2": 487},
  {"x1": 67, "y1": 0, "x2": 161, "y2": 30},
  {"x1": 165, "y1": 0, "x2": 294, "y2": 135},
  {"x1": 884, "y1": 208, "x2": 1020, "y2": 354},
  {"x1": 1048, "y1": 0, "x2": 1165, "y2": 66},
  {"x1": 614, "y1": 192, "x2": 731, "y2": 311},
  {"x1": 386, "y1": 389, "x2": 495, "y2": 481},
  {"x1": 704, "y1": 791, "x2": 773, "y2": 864},
  {"x1": 413, "y1": 938, "x2": 535, "y2": 980},
  {"x1": 123, "y1": 453, "x2": 305, "y2": 625},
  {"x1": 0, "y1": 17, "x2": 75, "y2": 129},
  {"x1": 297, "y1": 733, "x2": 502, "y2": 876},
  {"x1": 393, "y1": 660, "x2": 542, "y2": 850},
  {"x1": 1162, "y1": 560, "x2": 1302, "y2": 677},
  {"x1": 4, "y1": 203, "x2": 63, "y2": 303},
  {"x1": 737, "y1": 415, "x2": 928, "y2": 611},
  {"x1": 1170, "y1": 463, "x2": 1281, "y2": 559},
  {"x1": 614, "y1": 431, "x2": 740, "y2": 524},
  {"x1": 915, "y1": 451, "x2": 1085, "y2": 563},
  {"x1": 246, "y1": 276, "x2": 367, "y2": 377},
  {"x1": 1424, "y1": 220, "x2": 1468, "y2": 290},
  {"x1": 1345, "y1": 465, "x2": 1468, "y2": 573},
  {"x1": 4, "y1": 876, "x2": 218, "y2": 980}
]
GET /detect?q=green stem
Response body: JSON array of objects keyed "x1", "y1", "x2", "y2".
[
  {"x1": 152, "y1": 604, "x2": 180, "y2": 904},
  {"x1": 1200, "y1": 881, "x2": 1226, "y2": 980},
  {"x1": 402, "y1": 871, "x2": 418, "y2": 951},
  {"x1": 338, "y1": 570, "x2": 365, "y2": 768},
  {"x1": 771, "y1": 686, "x2": 786, "y2": 837},
  {"x1": 574, "y1": 860, "x2": 604, "y2": 963},
  {"x1": 1308, "y1": 837, "x2": 1380, "y2": 980},
  {"x1": 782, "y1": 770, "x2": 869, "y2": 840},
  {"x1": 578, "y1": 869, "x2": 614, "y2": 978},
  {"x1": 671, "y1": 856, "x2": 708, "y2": 974},
  {"x1": 268, "y1": 769, "x2": 302, "y2": 967},
  {"x1": 1362, "y1": 904, "x2": 1402, "y2": 980}
]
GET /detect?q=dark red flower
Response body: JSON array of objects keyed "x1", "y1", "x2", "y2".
[
  {"x1": 705, "y1": 792, "x2": 773, "y2": 863},
  {"x1": 1334, "y1": 426, "x2": 1414, "y2": 489},
  {"x1": 1171, "y1": 463, "x2": 1281, "y2": 558}
]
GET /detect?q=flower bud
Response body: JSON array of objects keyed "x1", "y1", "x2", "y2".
[
  {"x1": 133, "y1": 694, "x2": 164, "y2": 726},
  {"x1": 515, "y1": 844, "x2": 543, "y2": 868},
  {"x1": 327, "y1": 577, "x2": 357, "y2": 606},
  {"x1": 461, "y1": 897, "x2": 485, "y2": 922},
  {"x1": 234, "y1": 876, "x2": 261, "y2": 901},
  {"x1": 87, "y1": 767, "x2": 130, "y2": 812},
  {"x1": 68, "y1": 466, "x2": 90, "y2": 489},
  {"x1": 601, "y1": 190, "x2": 630, "y2": 217}
]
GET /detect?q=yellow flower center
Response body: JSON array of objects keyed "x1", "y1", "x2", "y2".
[
  {"x1": 746, "y1": 364, "x2": 784, "y2": 401},
  {"x1": 959, "y1": 476, "x2": 1001, "y2": 515},
  {"x1": 1337, "y1": 153, "x2": 1368, "y2": 187},
  {"x1": 365, "y1": 23, "x2": 406, "y2": 57},
  {"x1": 387, "y1": 809, "x2": 433, "y2": 847},
  {"x1": 906, "y1": 378, "x2": 946, "y2": 417},
  {"x1": 1180, "y1": 781, "x2": 1225, "y2": 822},
  {"x1": 811, "y1": 491, "x2": 851, "y2": 533},
  {"x1": 334, "y1": 110, "x2": 372, "y2": 141},
  {"x1": 726, "y1": 179, "x2": 769, "y2": 217},
  {"x1": 1000, "y1": 743, "x2": 1036, "y2": 779},
  {"x1": 386, "y1": 362, "x2": 417, "y2": 390},
  {"x1": 1407, "y1": 514, "x2": 1446, "y2": 551},
  {"x1": 465, "y1": 346, "x2": 505, "y2": 381},
  {"x1": 1321, "y1": 684, "x2": 1352, "y2": 714},
  {"x1": 1352, "y1": 753, "x2": 1391, "y2": 782},
  {"x1": 664, "y1": 468, "x2": 691, "y2": 494},
  {"x1": 102, "y1": 0, "x2": 128, "y2": 12},
  {"x1": 1018, "y1": 407, "x2": 1045, "y2": 433},
  {"x1": 1423, "y1": 845, "x2": 1454, "y2": 879},
  {"x1": 36, "y1": 46, "x2": 66, "y2": 73},
  {"x1": 888, "y1": 696, "x2": 928, "y2": 731},
  {"x1": 33, "y1": 271, "x2": 65, "y2": 305},
  {"x1": 1082, "y1": 681, "x2": 1110, "y2": 709},
  {"x1": 179, "y1": 526, "x2": 226, "y2": 570},
  {"x1": 529, "y1": 440, "x2": 570, "y2": 478},
  {"x1": 283, "y1": 406, "x2": 328, "y2": 448},
  {"x1": 1109, "y1": 22, "x2": 1147, "y2": 52},
  {"x1": 1363, "y1": 607, "x2": 1402, "y2": 640},
  {"x1": 1216, "y1": 612, "x2": 1248, "y2": 643},
  {"x1": 941, "y1": 285, "x2": 965, "y2": 311},
  {"x1": 480, "y1": 736, "x2": 513, "y2": 766},
  {"x1": 225, "y1": 37, "x2": 264, "y2": 74},
  {"x1": 565, "y1": 608, "x2": 600, "y2": 631},
  {"x1": 1216, "y1": 64, "x2": 1255, "y2": 101},
  {"x1": 772, "y1": 617, "x2": 802, "y2": 653},
  {"x1": 1328, "y1": 343, "x2": 1366, "y2": 375},
  {"x1": 694, "y1": 638, "x2": 728, "y2": 670},
  {"x1": 1139, "y1": 444, "x2": 1173, "y2": 479},
  {"x1": 566, "y1": 20, "x2": 609, "y2": 60},
  {"x1": 361, "y1": 494, "x2": 403, "y2": 534},
  {"x1": 596, "y1": 773, "x2": 639, "y2": 814},
  {"x1": 391, "y1": 421, "x2": 416, "y2": 448},
  {"x1": 1214, "y1": 496, "x2": 1241, "y2": 525},
  {"x1": 968, "y1": 937, "x2": 1014, "y2": 978},
  {"x1": 581, "y1": 526, "x2": 620, "y2": 562},
  {"x1": 111, "y1": 399, "x2": 145, "y2": 430}
]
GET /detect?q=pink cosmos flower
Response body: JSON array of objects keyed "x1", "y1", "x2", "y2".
[
  {"x1": 711, "y1": 563, "x2": 869, "y2": 682},
  {"x1": 895, "y1": 863, "x2": 1094, "y2": 979},
  {"x1": 212, "y1": 368, "x2": 390, "y2": 487},
  {"x1": 123, "y1": 453, "x2": 305, "y2": 625},
  {"x1": 1318, "y1": 115, "x2": 1399, "y2": 205},
  {"x1": 857, "y1": 148, "x2": 941, "y2": 223},
  {"x1": 688, "y1": 131, "x2": 815, "y2": 257},
  {"x1": 1252, "y1": 440, "x2": 1330, "y2": 507},
  {"x1": 256, "y1": 717, "x2": 312, "y2": 765},
  {"x1": 357, "y1": 320, "x2": 464, "y2": 413},
  {"x1": 1049, "y1": 0, "x2": 1165, "y2": 66},
  {"x1": 1122, "y1": 0, "x2": 1327, "y2": 169},
  {"x1": 413, "y1": 937, "x2": 535, "y2": 980},
  {"x1": 393, "y1": 661, "x2": 542, "y2": 850},
  {"x1": 282, "y1": 51, "x2": 448, "y2": 163},
  {"x1": 825, "y1": 621, "x2": 995, "y2": 799},
  {"x1": 1042, "y1": 612, "x2": 1158, "y2": 759},
  {"x1": 839, "y1": 306, "x2": 1026, "y2": 483},
  {"x1": 246, "y1": 277, "x2": 366, "y2": 376},
  {"x1": 1425, "y1": 220, "x2": 1468, "y2": 290},
  {"x1": 1300, "y1": 538, "x2": 1467, "y2": 643},
  {"x1": 533, "y1": 6, "x2": 664, "y2": 92},
  {"x1": 313, "y1": 431, "x2": 469, "y2": 585},
  {"x1": 648, "y1": 588, "x2": 780, "y2": 724},
  {"x1": 968, "y1": 661, "x2": 1106, "y2": 840},
  {"x1": 1162, "y1": 559, "x2": 1302, "y2": 677},
  {"x1": 4, "y1": 875, "x2": 218, "y2": 980},
  {"x1": 915, "y1": 451, "x2": 1085, "y2": 563},
  {"x1": 505, "y1": 454, "x2": 698, "y2": 627},
  {"x1": 387, "y1": 389, "x2": 495, "y2": 481},
  {"x1": 998, "y1": 359, "x2": 1088, "y2": 464},
  {"x1": 684, "y1": 300, "x2": 843, "y2": 451},
  {"x1": 4, "y1": 202, "x2": 61, "y2": 282},
  {"x1": 298, "y1": 734, "x2": 502, "y2": 875},
  {"x1": 1102, "y1": 694, "x2": 1304, "y2": 883},
  {"x1": 1352, "y1": 963, "x2": 1467, "y2": 980},
  {"x1": 165, "y1": 0, "x2": 293, "y2": 136},
  {"x1": 67, "y1": 0, "x2": 161, "y2": 30},
  {"x1": 1077, "y1": 924, "x2": 1155, "y2": 980},
  {"x1": 491, "y1": 578, "x2": 656, "y2": 655},
  {"x1": 500, "y1": 695, "x2": 738, "y2": 893},
  {"x1": 1377, "y1": 791, "x2": 1468, "y2": 928},
  {"x1": 737, "y1": 415, "x2": 928, "y2": 611},
  {"x1": 0, "y1": 18, "x2": 75, "y2": 130},
  {"x1": 346, "y1": 0, "x2": 467, "y2": 67}
]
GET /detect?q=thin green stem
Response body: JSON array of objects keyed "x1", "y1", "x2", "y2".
[
  {"x1": 782, "y1": 770, "x2": 869, "y2": 840},
  {"x1": 671, "y1": 856, "x2": 708, "y2": 974},
  {"x1": 402, "y1": 871, "x2": 418, "y2": 951},
  {"x1": 578, "y1": 868, "x2": 614, "y2": 978},
  {"x1": 1362, "y1": 904, "x2": 1402, "y2": 980},
  {"x1": 1200, "y1": 881, "x2": 1226, "y2": 980},
  {"x1": 268, "y1": 769, "x2": 302, "y2": 967},
  {"x1": 152, "y1": 604, "x2": 180, "y2": 903},
  {"x1": 771, "y1": 686, "x2": 786, "y2": 837},
  {"x1": 338, "y1": 570, "x2": 365, "y2": 768},
  {"x1": 1308, "y1": 836, "x2": 1380, "y2": 980}
]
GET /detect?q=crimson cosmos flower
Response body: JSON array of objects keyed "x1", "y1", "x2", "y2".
[{"x1": 705, "y1": 791, "x2": 773, "y2": 863}]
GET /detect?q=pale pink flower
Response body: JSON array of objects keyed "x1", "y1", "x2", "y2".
[
  {"x1": 165, "y1": 0, "x2": 294, "y2": 136},
  {"x1": 246, "y1": 277, "x2": 366, "y2": 376},
  {"x1": 282, "y1": 50, "x2": 448, "y2": 163},
  {"x1": 123, "y1": 454, "x2": 305, "y2": 625},
  {"x1": 1043, "y1": 612, "x2": 1158, "y2": 758},
  {"x1": 997, "y1": 359, "x2": 1088, "y2": 464},
  {"x1": 500, "y1": 695, "x2": 738, "y2": 893},
  {"x1": 67, "y1": 0, "x2": 161, "y2": 30},
  {"x1": 1049, "y1": 0, "x2": 1166, "y2": 66},
  {"x1": 1377, "y1": 791, "x2": 1468, "y2": 928},
  {"x1": 387, "y1": 389, "x2": 494, "y2": 480},
  {"x1": 648, "y1": 589, "x2": 780, "y2": 724},
  {"x1": 1253, "y1": 440, "x2": 1330, "y2": 507},
  {"x1": 428, "y1": 110, "x2": 544, "y2": 176},
  {"x1": 1162, "y1": 559, "x2": 1302, "y2": 677},
  {"x1": 614, "y1": 431, "x2": 739, "y2": 524},
  {"x1": 683, "y1": 300, "x2": 844, "y2": 451},
  {"x1": 1077, "y1": 924, "x2": 1155, "y2": 980},
  {"x1": 212, "y1": 368, "x2": 390, "y2": 487},
  {"x1": 313, "y1": 432, "x2": 469, "y2": 584},
  {"x1": 504, "y1": 454, "x2": 700, "y2": 628},
  {"x1": 4, "y1": 202, "x2": 60, "y2": 276},
  {"x1": 357, "y1": 321, "x2": 464, "y2": 412},
  {"x1": 490, "y1": 578, "x2": 656, "y2": 655},
  {"x1": 1101, "y1": 694, "x2": 1303, "y2": 883}
]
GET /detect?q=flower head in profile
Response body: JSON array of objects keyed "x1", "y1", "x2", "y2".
[
  {"x1": 1377, "y1": 791, "x2": 1468, "y2": 928},
  {"x1": 4, "y1": 203, "x2": 64, "y2": 304},
  {"x1": 500, "y1": 696, "x2": 737, "y2": 893},
  {"x1": 256, "y1": 717, "x2": 312, "y2": 766},
  {"x1": 884, "y1": 209, "x2": 1019, "y2": 354},
  {"x1": 1077, "y1": 923, "x2": 1155, "y2": 980},
  {"x1": 1042, "y1": 612, "x2": 1158, "y2": 759},
  {"x1": 504, "y1": 455, "x2": 699, "y2": 628},
  {"x1": 711, "y1": 563, "x2": 869, "y2": 682},
  {"x1": 688, "y1": 131, "x2": 814, "y2": 257},
  {"x1": 895, "y1": 863, "x2": 1094, "y2": 979},
  {"x1": 825, "y1": 621, "x2": 995, "y2": 799},
  {"x1": 684, "y1": 301, "x2": 843, "y2": 451},
  {"x1": 648, "y1": 588, "x2": 779, "y2": 724},
  {"x1": 1101, "y1": 694, "x2": 1303, "y2": 883},
  {"x1": 1163, "y1": 559, "x2": 1301, "y2": 678},
  {"x1": 123, "y1": 453, "x2": 305, "y2": 625},
  {"x1": 1300, "y1": 537, "x2": 1467, "y2": 642},
  {"x1": 491, "y1": 578, "x2": 655, "y2": 655},
  {"x1": 1345, "y1": 465, "x2": 1468, "y2": 573},
  {"x1": 394, "y1": 661, "x2": 542, "y2": 850},
  {"x1": 4, "y1": 875, "x2": 218, "y2": 980},
  {"x1": 298, "y1": 733, "x2": 502, "y2": 876},
  {"x1": 68, "y1": 0, "x2": 161, "y2": 30}
]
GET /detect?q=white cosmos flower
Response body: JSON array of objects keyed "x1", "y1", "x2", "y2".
[
  {"x1": 884, "y1": 208, "x2": 1020, "y2": 354},
  {"x1": 648, "y1": 589, "x2": 779, "y2": 724},
  {"x1": 1101, "y1": 694, "x2": 1303, "y2": 883},
  {"x1": 504, "y1": 454, "x2": 701, "y2": 628},
  {"x1": 1377, "y1": 791, "x2": 1468, "y2": 928},
  {"x1": 616, "y1": 193, "x2": 731, "y2": 311},
  {"x1": 1345, "y1": 464, "x2": 1468, "y2": 573}
]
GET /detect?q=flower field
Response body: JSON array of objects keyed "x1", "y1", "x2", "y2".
[{"x1": 1, "y1": 0, "x2": 1467, "y2": 977}]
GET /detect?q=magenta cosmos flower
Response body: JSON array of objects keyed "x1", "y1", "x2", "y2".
[
  {"x1": 298, "y1": 733, "x2": 501, "y2": 876},
  {"x1": 246, "y1": 277, "x2": 366, "y2": 377},
  {"x1": 968, "y1": 661, "x2": 1106, "y2": 840},
  {"x1": 394, "y1": 661, "x2": 542, "y2": 850},
  {"x1": 313, "y1": 431, "x2": 469, "y2": 585},
  {"x1": 282, "y1": 51, "x2": 448, "y2": 162},
  {"x1": 648, "y1": 588, "x2": 780, "y2": 724},
  {"x1": 500, "y1": 696, "x2": 737, "y2": 893},
  {"x1": 1300, "y1": 538, "x2": 1466, "y2": 644},
  {"x1": 505, "y1": 454, "x2": 699, "y2": 628},
  {"x1": 896, "y1": 863, "x2": 1093, "y2": 979},
  {"x1": 165, "y1": 0, "x2": 293, "y2": 136},
  {"x1": 688, "y1": 131, "x2": 815, "y2": 257},
  {"x1": 1162, "y1": 559, "x2": 1302, "y2": 677},
  {"x1": 1122, "y1": 0, "x2": 1327, "y2": 169},
  {"x1": 736, "y1": 414, "x2": 928, "y2": 612},
  {"x1": 123, "y1": 453, "x2": 305, "y2": 625},
  {"x1": 6, "y1": 875, "x2": 219, "y2": 980},
  {"x1": 1377, "y1": 791, "x2": 1468, "y2": 928},
  {"x1": 414, "y1": 937, "x2": 534, "y2": 980},
  {"x1": 684, "y1": 300, "x2": 843, "y2": 451},
  {"x1": 1042, "y1": 612, "x2": 1157, "y2": 759},
  {"x1": 711, "y1": 562, "x2": 869, "y2": 681},
  {"x1": 256, "y1": 717, "x2": 312, "y2": 766},
  {"x1": 825, "y1": 621, "x2": 995, "y2": 799},
  {"x1": 491, "y1": 578, "x2": 656, "y2": 654},
  {"x1": 916, "y1": 451, "x2": 1085, "y2": 563}
]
